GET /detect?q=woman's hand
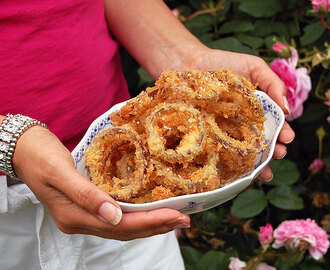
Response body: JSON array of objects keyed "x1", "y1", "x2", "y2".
[
  {"x1": 12, "y1": 126, "x2": 190, "y2": 240},
  {"x1": 183, "y1": 48, "x2": 295, "y2": 181}
]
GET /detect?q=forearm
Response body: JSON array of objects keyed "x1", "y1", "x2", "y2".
[{"x1": 104, "y1": 0, "x2": 206, "y2": 79}]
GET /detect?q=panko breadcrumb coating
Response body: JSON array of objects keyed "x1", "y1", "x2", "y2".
[{"x1": 85, "y1": 69, "x2": 266, "y2": 203}]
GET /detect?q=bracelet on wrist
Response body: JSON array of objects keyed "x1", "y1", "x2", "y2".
[{"x1": 0, "y1": 114, "x2": 48, "y2": 180}]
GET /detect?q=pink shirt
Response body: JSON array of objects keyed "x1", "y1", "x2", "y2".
[{"x1": 0, "y1": 0, "x2": 130, "y2": 151}]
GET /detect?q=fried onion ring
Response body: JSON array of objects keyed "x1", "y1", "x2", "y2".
[
  {"x1": 85, "y1": 125, "x2": 149, "y2": 201},
  {"x1": 85, "y1": 69, "x2": 266, "y2": 203},
  {"x1": 146, "y1": 102, "x2": 206, "y2": 164},
  {"x1": 110, "y1": 87, "x2": 161, "y2": 130},
  {"x1": 205, "y1": 115, "x2": 264, "y2": 183},
  {"x1": 153, "y1": 150, "x2": 220, "y2": 194},
  {"x1": 155, "y1": 69, "x2": 265, "y2": 124}
]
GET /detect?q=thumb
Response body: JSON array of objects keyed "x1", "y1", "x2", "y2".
[
  {"x1": 252, "y1": 59, "x2": 290, "y2": 115},
  {"x1": 55, "y1": 169, "x2": 122, "y2": 225},
  {"x1": 11, "y1": 125, "x2": 122, "y2": 225}
]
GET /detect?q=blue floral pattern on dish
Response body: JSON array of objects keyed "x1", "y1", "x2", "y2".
[
  {"x1": 256, "y1": 93, "x2": 282, "y2": 126},
  {"x1": 74, "y1": 116, "x2": 112, "y2": 166},
  {"x1": 179, "y1": 201, "x2": 205, "y2": 211}
]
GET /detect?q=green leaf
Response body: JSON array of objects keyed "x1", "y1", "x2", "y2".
[
  {"x1": 265, "y1": 159, "x2": 300, "y2": 186},
  {"x1": 272, "y1": 22, "x2": 291, "y2": 40},
  {"x1": 209, "y1": 37, "x2": 258, "y2": 55},
  {"x1": 219, "y1": 20, "x2": 254, "y2": 34},
  {"x1": 137, "y1": 66, "x2": 154, "y2": 88},
  {"x1": 184, "y1": 15, "x2": 213, "y2": 38},
  {"x1": 287, "y1": 0, "x2": 305, "y2": 10},
  {"x1": 267, "y1": 186, "x2": 304, "y2": 210},
  {"x1": 199, "y1": 33, "x2": 215, "y2": 46},
  {"x1": 288, "y1": 18, "x2": 300, "y2": 37},
  {"x1": 238, "y1": 0, "x2": 283, "y2": 18},
  {"x1": 293, "y1": 184, "x2": 308, "y2": 195},
  {"x1": 235, "y1": 33, "x2": 264, "y2": 49},
  {"x1": 300, "y1": 21, "x2": 326, "y2": 47},
  {"x1": 250, "y1": 20, "x2": 272, "y2": 37},
  {"x1": 193, "y1": 208, "x2": 227, "y2": 230},
  {"x1": 231, "y1": 189, "x2": 267, "y2": 218},
  {"x1": 177, "y1": 5, "x2": 194, "y2": 18},
  {"x1": 188, "y1": 0, "x2": 204, "y2": 10},
  {"x1": 181, "y1": 246, "x2": 202, "y2": 268},
  {"x1": 215, "y1": 0, "x2": 232, "y2": 17},
  {"x1": 196, "y1": 251, "x2": 228, "y2": 270}
]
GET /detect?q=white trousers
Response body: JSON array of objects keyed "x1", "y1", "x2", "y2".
[{"x1": 0, "y1": 176, "x2": 185, "y2": 270}]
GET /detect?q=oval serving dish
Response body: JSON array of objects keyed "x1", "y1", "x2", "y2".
[{"x1": 72, "y1": 90, "x2": 284, "y2": 214}]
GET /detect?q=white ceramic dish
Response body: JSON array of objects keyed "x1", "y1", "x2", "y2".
[{"x1": 72, "y1": 90, "x2": 284, "y2": 214}]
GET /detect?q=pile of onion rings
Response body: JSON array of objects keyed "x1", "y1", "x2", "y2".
[{"x1": 85, "y1": 69, "x2": 266, "y2": 203}]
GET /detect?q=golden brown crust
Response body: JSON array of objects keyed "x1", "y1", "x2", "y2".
[{"x1": 85, "y1": 69, "x2": 266, "y2": 203}]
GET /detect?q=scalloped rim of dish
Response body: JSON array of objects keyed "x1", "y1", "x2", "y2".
[{"x1": 73, "y1": 90, "x2": 285, "y2": 209}]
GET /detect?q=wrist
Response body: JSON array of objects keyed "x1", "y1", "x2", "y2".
[
  {"x1": 145, "y1": 42, "x2": 208, "y2": 79},
  {"x1": 0, "y1": 114, "x2": 48, "y2": 180},
  {"x1": 177, "y1": 45, "x2": 213, "y2": 70}
]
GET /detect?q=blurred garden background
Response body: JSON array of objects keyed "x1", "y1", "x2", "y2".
[{"x1": 119, "y1": 0, "x2": 329, "y2": 269}]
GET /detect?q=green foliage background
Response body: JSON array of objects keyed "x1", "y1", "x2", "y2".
[{"x1": 120, "y1": 0, "x2": 330, "y2": 269}]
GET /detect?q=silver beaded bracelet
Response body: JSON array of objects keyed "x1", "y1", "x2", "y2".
[{"x1": 0, "y1": 114, "x2": 48, "y2": 180}]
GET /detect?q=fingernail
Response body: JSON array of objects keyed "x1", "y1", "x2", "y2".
[
  {"x1": 284, "y1": 137, "x2": 294, "y2": 144},
  {"x1": 277, "y1": 150, "x2": 287, "y2": 159},
  {"x1": 165, "y1": 216, "x2": 186, "y2": 225},
  {"x1": 265, "y1": 174, "x2": 273, "y2": 182},
  {"x1": 173, "y1": 224, "x2": 191, "y2": 229},
  {"x1": 283, "y1": 96, "x2": 291, "y2": 115},
  {"x1": 98, "y1": 202, "x2": 122, "y2": 225}
]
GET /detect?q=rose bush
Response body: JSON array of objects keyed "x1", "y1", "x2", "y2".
[
  {"x1": 120, "y1": 0, "x2": 330, "y2": 269},
  {"x1": 272, "y1": 219, "x2": 329, "y2": 260},
  {"x1": 270, "y1": 45, "x2": 312, "y2": 121}
]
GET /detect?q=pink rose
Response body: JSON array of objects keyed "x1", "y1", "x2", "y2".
[
  {"x1": 288, "y1": 48, "x2": 298, "y2": 67},
  {"x1": 270, "y1": 49, "x2": 312, "y2": 121},
  {"x1": 171, "y1": 8, "x2": 179, "y2": 17},
  {"x1": 229, "y1": 257, "x2": 246, "y2": 270},
  {"x1": 256, "y1": 263, "x2": 277, "y2": 270},
  {"x1": 270, "y1": 59, "x2": 297, "y2": 90},
  {"x1": 272, "y1": 43, "x2": 291, "y2": 58},
  {"x1": 309, "y1": 158, "x2": 325, "y2": 172},
  {"x1": 311, "y1": 0, "x2": 330, "y2": 11},
  {"x1": 272, "y1": 218, "x2": 330, "y2": 260},
  {"x1": 273, "y1": 42, "x2": 288, "y2": 53},
  {"x1": 259, "y1": 224, "x2": 274, "y2": 245},
  {"x1": 285, "y1": 66, "x2": 312, "y2": 121}
]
